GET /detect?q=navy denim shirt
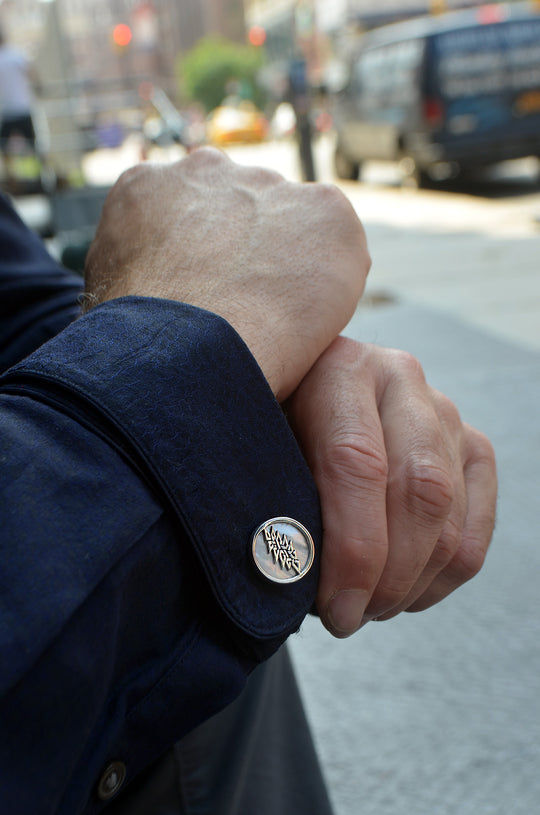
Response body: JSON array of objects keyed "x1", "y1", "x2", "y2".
[{"x1": 0, "y1": 196, "x2": 321, "y2": 814}]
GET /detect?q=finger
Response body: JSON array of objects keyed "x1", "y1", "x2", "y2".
[
  {"x1": 288, "y1": 338, "x2": 390, "y2": 638},
  {"x1": 315, "y1": 399, "x2": 390, "y2": 638},
  {"x1": 402, "y1": 425, "x2": 497, "y2": 613},
  {"x1": 375, "y1": 515, "x2": 465, "y2": 621},
  {"x1": 365, "y1": 353, "x2": 455, "y2": 619},
  {"x1": 375, "y1": 389, "x2": 468, "y2": 619}
]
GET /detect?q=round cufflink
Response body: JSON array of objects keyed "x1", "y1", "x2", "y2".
[{"x1": 252, "y1": 517, "x2": 314, "y2": 584}]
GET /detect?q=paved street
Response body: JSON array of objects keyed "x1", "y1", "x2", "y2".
[{"x1": 293, "y1": 304, "x2": 540, "y2": 815}]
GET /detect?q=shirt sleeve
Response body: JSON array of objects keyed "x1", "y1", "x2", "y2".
[{"x1": 0, "y1": 296, "x2": 322, "y2": 815}]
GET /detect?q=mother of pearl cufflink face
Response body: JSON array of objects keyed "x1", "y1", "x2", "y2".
[{"x1": 252, "y1": 517, "x2": 315, "y2": 584}]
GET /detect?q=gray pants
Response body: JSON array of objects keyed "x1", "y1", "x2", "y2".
[{"x1": 108, "y1": 646, "x2": 333, "y2": 814}]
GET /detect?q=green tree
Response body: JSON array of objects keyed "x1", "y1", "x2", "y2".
[{"x1": 178, "y1": 36, "x2": 266, "y2": 112}]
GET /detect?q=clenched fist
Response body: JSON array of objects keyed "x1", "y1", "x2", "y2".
[{"x1": 85, "y1": 148, "x2": 370, "y2": 401}]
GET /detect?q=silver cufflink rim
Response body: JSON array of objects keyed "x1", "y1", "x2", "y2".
[{"x1": 251, "y1": 516, "x2": 315, "y2": 584}]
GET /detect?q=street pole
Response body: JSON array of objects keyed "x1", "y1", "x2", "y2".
[
  {"x1": 290, "y1": 0, "x2": 317, "y2": 182},
  {"x1": 288, "y1": 57, "x2": 316, "y2": 182}
]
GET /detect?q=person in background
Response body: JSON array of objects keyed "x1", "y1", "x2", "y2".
[{"x1": 0, "y1": 25, "x2": 39, "y2": 189}]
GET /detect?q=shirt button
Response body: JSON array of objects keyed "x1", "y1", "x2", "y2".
[{"x1": 97, "y1": 761, "x2": 127, "y2": 801}]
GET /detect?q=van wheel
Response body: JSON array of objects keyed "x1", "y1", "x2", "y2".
[
  {"x1": 400, "y1": 156, "x2": 430, "y2": 189},
  {"x1": 334, "y1": 146, "x2": 360, "y2": 181}
]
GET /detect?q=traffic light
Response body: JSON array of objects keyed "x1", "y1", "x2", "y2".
[
  {"x1": 112, "y1": 23, "x2": 132, "y2": 49},
  {"x1": 248, "y1": 25, "x2": 266, "y2": 47}
]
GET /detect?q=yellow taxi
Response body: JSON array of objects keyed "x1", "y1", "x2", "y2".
[{"x1": 206, "y1": 99, "x2": 268, "y2": 145}]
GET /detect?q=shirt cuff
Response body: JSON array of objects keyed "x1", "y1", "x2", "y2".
[{"x1": 4, "y1": 296, "x2": 322, "y2": 658}]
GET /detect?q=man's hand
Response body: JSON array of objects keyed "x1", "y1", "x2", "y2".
[
  {"x1": 288, "y1": 337, "x2": 497, "y2": 638},
  {"x1": 84, "y1": 148, "x2": 369, "y2": 401}
]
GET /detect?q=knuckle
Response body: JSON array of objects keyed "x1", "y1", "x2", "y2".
[
  {"x1": 468, "y1": 426, "x2": 497, "y2": 469},
  {"x1": 434, "y1": 390, "x2": 462, "y2": 427},
  {"x1": 371, "y1": 578, "x2": 415, "y2": 616},
  {"x1": 244, "y1": 165, "x2": 285, "y2": 186},
  {"x1": 114, "y1": 163, "x2": 147, "y2": 192},
  {"x1": 365, "y1": 248, "x2": 373, "y2": 273},
  {"x1": 386, "y1": 348, "x2": 427, "y2": 384},
  {"x1": 398, "y1": 457, "x2": 453, "y2": 523},
  {"x1": 432, "y1": 519, "x2": 462, "y2": 568},
  {"x1": 333, "y1": 532, "x2": 387, "y2": 578},
  {"x1": 314, "y1": 181, "x2": 345, "y2": 202},
  {"x1": 187, "y1": 145, "x2": 226, "y2": 166},
  {"x1": 314, "y1": 182, "x2": 359, "y2": 220},
  {"x1": 324, "y1": 432, "x2": 388, "y2": 490},
  {"x1": 449, "y1": 536, "x2": 487, "y2": 582},
  {"x1": 468, "y1": 509, "x2": 496, "y2": 556}
]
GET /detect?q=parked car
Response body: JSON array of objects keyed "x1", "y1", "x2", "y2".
[
  {"x1": 206, "y1": 99, "x2": 268, "y2": 145},
  {"x1": 332, "y1": 1, "x2": 540, "y2": 185}
]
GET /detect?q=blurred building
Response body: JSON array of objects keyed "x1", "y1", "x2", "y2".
[
  {"x1": 0, "y1": 0, "x2": 247, "y2": 181},
  {"x1": 245, "y1": 0, "x2": 523, "y2": 62},
  {"x1": 0, "y1": 0, "x2": 247, "y2": 96}
]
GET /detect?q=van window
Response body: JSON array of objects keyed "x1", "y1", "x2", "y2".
[
  {"x1": 354, "y1": 38, "x2": 424, "y2": 102},
  {"x1": 435, "y1": 18, "x2": 540, "y2": 98}
]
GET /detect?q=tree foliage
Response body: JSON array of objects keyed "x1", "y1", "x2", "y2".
[{"x1": 178, "y1": 37, "x2": 265, "y2": 112}]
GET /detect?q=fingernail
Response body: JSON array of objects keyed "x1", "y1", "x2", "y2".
[{"x1": 326, "y1": 590, "x2": 370, "y2": 638}]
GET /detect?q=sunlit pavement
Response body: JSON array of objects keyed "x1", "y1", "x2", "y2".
[{"x1": 292, "y1": 301, "x2": 540, "y2": 815}]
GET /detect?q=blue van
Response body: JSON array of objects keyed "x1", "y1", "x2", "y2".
[{"x1": 332, "y1": 1, "x2": 540, "y2": 185}]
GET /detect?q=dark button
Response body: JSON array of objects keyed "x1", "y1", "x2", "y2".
[
  {"x1": 97, "y1": 761, "x2": 127, "y2": 801},
  {"x1": 252, "y1": 517, "x2": 314, "y2": 584}
]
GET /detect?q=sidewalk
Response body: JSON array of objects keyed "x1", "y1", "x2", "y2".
[{"x1": 291, "y1": 299, "x2": 540, "y2": 815}]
